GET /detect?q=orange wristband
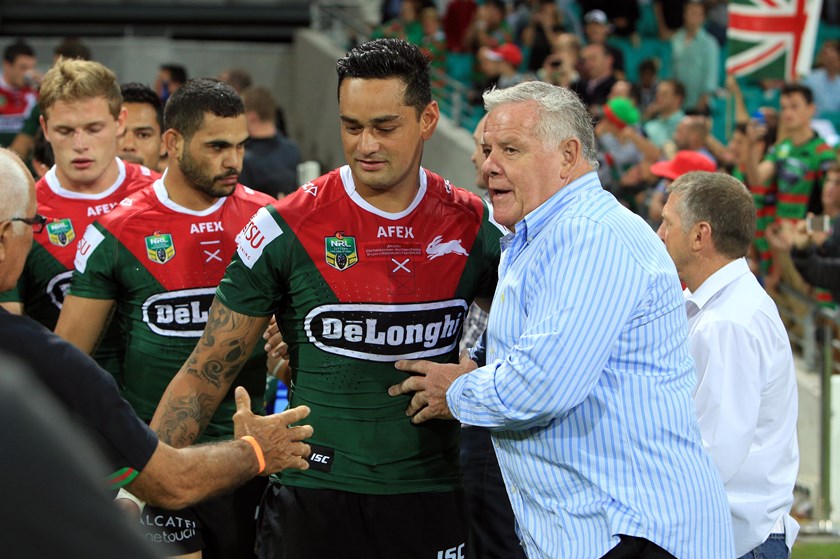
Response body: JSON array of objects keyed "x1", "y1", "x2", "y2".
[{"x1": 240, "y1": 435, "x2": 266, "y2": 474}]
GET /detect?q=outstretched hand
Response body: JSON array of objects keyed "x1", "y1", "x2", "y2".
[
  {"x1": 233, "y1": 386, "x2": 313, "y2": 474},
  {"x1": 388, "y1": 355, "x2": 477, "y2": 424}
]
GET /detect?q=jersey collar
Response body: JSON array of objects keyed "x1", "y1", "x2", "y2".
[
  {"x1": 153, "y1": 170, "x2": 228, "y2": 216},
  {"x1": 339, "y1": 165, "x2": 427, "y2": 221},
  {"x1": 45, "y1": 157, "x2": 128, "y2": 200}
]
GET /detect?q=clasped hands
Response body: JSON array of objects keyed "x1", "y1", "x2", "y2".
[{"x1": 388, "y1": 352, "x2": 477, "y2": 424}]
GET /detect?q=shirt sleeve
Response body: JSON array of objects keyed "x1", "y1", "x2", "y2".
[
  {"x1": 0, "y1": 284, "x2": 22, "y2": 303},
  {"x1": 4, "y1": 314, "x2": 158, "y2": 479},
  {"x1": 689, "y1": 319, "x2": 763, "y2": 483},
  {"x1": 215, "y1": 206, "x2": 287, "y2": 316},
  {"x1": 68, "y1": 222, "x2": 121, "y2": 300},
  {"x1": 793, "y1": 249, "x2": 840, "y2": 290},
  {"x1": 447, "y1": 217, "x2": 648, "y2": 430}
]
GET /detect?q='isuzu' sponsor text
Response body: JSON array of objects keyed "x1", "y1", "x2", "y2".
[
  {"x1": 304, "y1": 300, "x2": 468, "y2": 361},
  {"x1": 141, "y1": 288, "x2": 215, "y2": 337}
]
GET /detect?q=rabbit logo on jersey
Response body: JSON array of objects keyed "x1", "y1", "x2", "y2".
[{"x1": 304, "y1": 300, "x2": 468, "y2": 361}]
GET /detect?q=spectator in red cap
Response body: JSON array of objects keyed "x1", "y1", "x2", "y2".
[
  {"x1": 651, "y1": 150, "x2": 717, "y2": 181},
  {"x1": 473, "y1": 43, "x2": 533, "y2": 96},
  {"x1": 648, "y1": 150, "x2": 717, "y2": 227}
]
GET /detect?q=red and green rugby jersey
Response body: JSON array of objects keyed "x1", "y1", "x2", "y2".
[
  {"x1": 752, "y1": 137, "x2": 836, "y2": 275},
  {"x1": 0, "y1": 78, "x2": 37, "y2": 146},
  {"x1": 0, "y1": 159, "x2": 156, "y2": 380},
  {"x1": 217, "y1": 166, "x2": 503, "y2": 494},
  {"x1": 70, "y1": 179, "x2": 275, "y2": 441}
]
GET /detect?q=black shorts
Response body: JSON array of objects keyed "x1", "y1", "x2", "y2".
[
  {"x1": 139, "y1": 476, "x2": 266, "y2": 558},
  {"x1": 256, "y1": 484, "x2": 469, "y2": 559}
]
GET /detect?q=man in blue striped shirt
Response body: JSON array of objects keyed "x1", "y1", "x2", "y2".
[{"x1": 390, "y1": 81, "x2": 734, "y2": 558}]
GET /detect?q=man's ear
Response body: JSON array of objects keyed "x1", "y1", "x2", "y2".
[
  {"x1": 693, "y1": 221, "x2": 712, "y2": 251},
  {"x1": 420, "y1": 101, "x2": 440, "y2": 141},
  {"x1": 0, "y1": 221, "x2": 12, "y2": 266},
  {"x1": 162, "y1": 129, "x2": 182, "y2": 160}
]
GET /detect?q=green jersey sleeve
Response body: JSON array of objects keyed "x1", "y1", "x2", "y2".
[
  {"x1": 216, "y1": 206, "x2": 287, "y2": 316},
  {"x1": 474, "y1": 198, "x2": 503, "y2": 301},
  {"x1": 0, "y1": 284, "x2": 22, "y2": 303},
  {"x1": 69, "y1": 222, "x2": 120, "y2": 300}
]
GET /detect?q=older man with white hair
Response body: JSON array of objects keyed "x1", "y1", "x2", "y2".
[{"x1": 390, "y1": 82, "x2": 733, "y2": 559}]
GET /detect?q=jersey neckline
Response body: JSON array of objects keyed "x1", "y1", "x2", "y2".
[
  {"x1": 153, "y1": 171, "x2": 228, "y2": 217},
  {"x1": 45, "y1": 157, "x2": 128, "y2": 200},
  {"x1": 339, "y1": 165, "x2": 427, "y2": 221}
]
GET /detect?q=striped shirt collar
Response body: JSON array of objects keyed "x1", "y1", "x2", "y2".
[{"x1": 513, "y1": 170, "x2": 601, "y2": 244}]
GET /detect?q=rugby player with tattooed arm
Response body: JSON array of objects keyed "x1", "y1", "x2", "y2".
[{"x1": 150, "y1": 38, "x2": 500, "y2": 559}]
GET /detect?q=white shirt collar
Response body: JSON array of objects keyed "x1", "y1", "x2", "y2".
[{"x1": 685, "y1": 258, "x2": 752, "y2": 311}]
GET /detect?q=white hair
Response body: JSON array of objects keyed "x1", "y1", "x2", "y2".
[
  {"x1": 483, "y1": 81, "x2": 599, "y2": 169},
  {"x1": 0, "y1": 149, "x2": 34, "y2": 234}
]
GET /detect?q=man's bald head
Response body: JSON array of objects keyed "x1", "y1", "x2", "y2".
[{"x1": 0, "y1": 149, "x2": 34, "y2": 228}]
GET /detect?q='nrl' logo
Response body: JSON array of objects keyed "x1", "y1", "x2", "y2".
[
  {"x1": 145, "y1": 232, "x2": 175, "y2": 264},
  {"x1": 47, "y1": 218, "x2": 76, "y2": 247},
  {"x1": 325, "y1": 232, "x2": 358, "y2": 271}
]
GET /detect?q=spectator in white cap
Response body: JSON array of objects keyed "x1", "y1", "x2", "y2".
[
  {"x1": 580, "y1": 2, "x2": 641, "y2": 37},
  {"x1": 583, "y1": 9, "x2": 625, "y2": 78}
]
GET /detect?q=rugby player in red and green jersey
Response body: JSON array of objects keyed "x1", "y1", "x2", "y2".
[
  {"x1": 0, "y1": 58, "x2": 157, "y2": 381},
  {"x1": 150, "y1": 39, "x2": 503, "y2": 559},
  {"x1": 744, "y1": 83, "x2": 837, "y2": 277},
  {"x1": 55, "y1": 79, "x2": 275, "y2": 558}
]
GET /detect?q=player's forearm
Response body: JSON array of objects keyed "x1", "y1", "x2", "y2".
[
  {"x1": 129, "y1": 440, "x2": 258, "y2": 509},
  {"x1": 150, "y1": 298, "x2": 267, "y2": 447},
  {"x1": 151, "y1": 377, "x2": 222, "y2": 447}
]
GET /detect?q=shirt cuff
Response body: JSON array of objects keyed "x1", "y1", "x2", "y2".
[{"x1": 446, "y1": 370, "x2": 471, "y2": 422}]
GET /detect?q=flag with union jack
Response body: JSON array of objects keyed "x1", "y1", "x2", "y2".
[{"x1": 727, "y1": 0, "x2": 824, "y2": 80}]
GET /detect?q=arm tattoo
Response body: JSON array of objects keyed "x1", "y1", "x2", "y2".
[
  {"x1": 153, "y1": 299, "x2": 264, "y2": 447},
  {"x1": 184, "y1": 300, "x2": 260, "y2": 387},
  {"x1": 156, "y1": 392, "x2": 216, "y2": 446}
]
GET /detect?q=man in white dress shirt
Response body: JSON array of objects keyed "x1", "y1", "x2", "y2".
[{"x1": 658, "y1": 171, "x2": 800, "y2": 559}]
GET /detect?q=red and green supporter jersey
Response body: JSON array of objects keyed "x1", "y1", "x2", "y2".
[
  {"x1": 0, "y1": 78, "x2": 38, "y2": 147},
  {"x1": 70, "y1": 179, "x2": 275, "y2": 441},
  {"x1": 753, "y1": 136, "x2": 836, "y2": 274},
  {"x1": 0, "y1": 159, "x2": 156, "y2": 380},
  {"x1": 217, "y1": 166, "x2": 503, "y2": 494}
]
